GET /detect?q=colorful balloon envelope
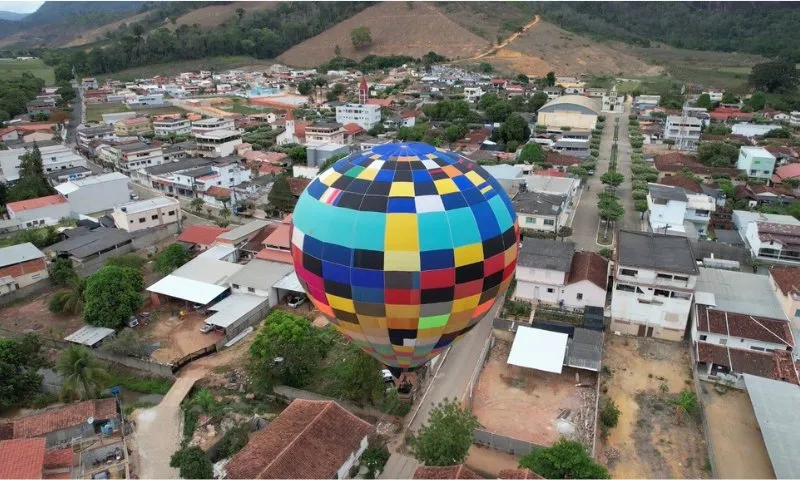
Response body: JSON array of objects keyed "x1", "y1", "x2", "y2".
[{"x1": 291, "y1": 142, "x2": 519, "y2": 369}]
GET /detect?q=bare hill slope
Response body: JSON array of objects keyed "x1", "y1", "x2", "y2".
[
  {"x1": 278, "y1": 2, "x2": 488, "y2": 67},
  {"x1": 164, "y1": 1, "x2": 276, "y2": 30}
]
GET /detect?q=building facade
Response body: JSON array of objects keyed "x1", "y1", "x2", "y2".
[
  {"x1": 664, "y1": 115, "x2": 702, "y2": 150},
  {"x1": 111, "y1": 197, "x2": 180, "y2": 232},
  {"x1": 195, "y1": 130, "x2": 243, "y2": 158},
  {"x1": 335, "y1": 103, "x2": 381, "y2": 130},
  {"x1": 113, "y1": 117, "x2": 152, "y2": 137},
  {"x1": 191, "y1": 117, "x2": 235, "y2": 135},
  {"x1": 153, "y1": 118, "x2": 192, "y2": 137},
  {"x1": 54, "y1": 172, "x2": 131, "y2": 215},
  {"x1": 0, "y1": 243, "x2": 48, "y2": 292},
  {"x1": 737, "y1": 146, "x2": 776, "y2": 180}
]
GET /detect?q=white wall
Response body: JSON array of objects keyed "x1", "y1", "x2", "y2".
[
  {"x1": 62, "y1": 177, "x2": 130, "y2": 215},
  {"x1": 518, "y1": 213, "x2": 559, "y2": 231},
  {"x1": 514, "y1": 265, "x2": 567, "y2": 304},
  {"x1": 112, "y1": 202, "x2": 180, "y2": 232},
  {"x1": 336, "y1": 436, "x2": 369, "y2": 479},
  {"x1": 9, "y1": 202, "x2": 73, "y2": 227},
  {"x1": 647, "y1": 195, "x2": 686, "y2": 232},
  {"x1": 562, "y1": 280, "x2": 606, "y2": 309}
]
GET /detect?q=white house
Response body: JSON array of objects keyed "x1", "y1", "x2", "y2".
[
  {"x1": 195, "y1": 130, "x2": 243, "y2": 158},
  {"x1": 769, "y1": 266, "x2": 800, "y2": 329},
  {"x1": 153, "y1": 118, "x2": 192, "y2": 137},
  {"x1": 664, "y1": 115, "x2": 702, "y2": 150},
  {"x1": 6, "y1": 194, "x2": 72, "y2": 229},
  {"x1": 731, "y1": 123, "x2": 781, "y2": 138},
  {"x1": 790, "y1": 111, "x2": 800, "y2": 127},
  {"x1": 513, "y1": 191, "x2": 568, "y2": 232},
  {"x1": 703, "y1": 89, "x2": 724, "y2": 103},
  {"x1": 191, "y1": 117, "x2": 235, "y2": 135},
  {"x1": 463, "y1": 86, "x2": 484, "y2": 103},
  {"x1": 127, "y1": 94, "x2": 165, "y2": 106},
  {"x1": 647, "y1": 183, "x2": 715, "y2": 235},
  {"x1": 55, "y1": 172, "x2": 130, "y2": 215},
  {"x1": 335, "y1": 103, "x2": 381, "y2": 130},
  {"x1": 111, "y1": 197, "x2": 180, "y2": 232},
  {"x1": 0, "y1": 144, "x2": 87, "y2": 182},
  {"x1": 226, "y1": 259, "x2": 294, "y2": 306},
  {"x1": 745, "y1": 221, "x2": 800, "y2": 265},
  {"x1": 692, "y1": 267, "x2": 796, "y2": 387},
  {"x1": 611, "y1": 230, "x2": 698, "y2": 342},
  {"x1": 737, "y1": 146, "x2": 776, "y2": 180}
]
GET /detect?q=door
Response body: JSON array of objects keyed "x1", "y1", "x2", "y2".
[
  {"x1": 646, "y1": 326, "x2": 654, "y2": 337},
  {"x1": 534, "y1": 286, "x2": 539, "y2": 300},
  {"x1": 637, "y1": 324, "x2": 646, "y2": 337}
]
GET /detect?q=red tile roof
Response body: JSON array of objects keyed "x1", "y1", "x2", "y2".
[
  {"x1": 343, "y1": 123, "x2": 365, "y2": 135},
  {"x1": 773, "y1": 163, "x2": 800, "y2": 182},
  {"x1": 177, "y1": 225, "x2": 231, "y2": 247},
  {"x1": 498, "y1": 469, "x2": 545, "y2": 479},
  {"x1": 537, "y1": 168, "x2": 567, "y2": 177},
  {"x1": 0, "y1": 438, "x2": 45, "y2": 479},
  {"x1": 7, "y1": 194, "x2": 67, "y2": 213},
  {"x1": 546, "y1": 152, "x2": 582, "y2": 166},
  {"x1": 414, "y1": 465, "x2": 482, "y2": 479},
  {"x1": 287, "y1": 177, "x2": 311, "y2": 197},
  {"x1": 43, "y1": 447, "x2": 73, "y2": 469},
  {"x1": 658, "y1": 175, "x2": 703, "y2": 194},
  {"x1": 695, "y1": 305, "x2": 793, "y2": 345},
  {"x1": 567, "y1": 251, "x2": 608, "y2": 289},
  {"x1": 226, "y1": 400, "x2": 372, "y2": 479},
  {"x1": 366, "y1": 98, "x2": 393, "y2": 107},
  {"x1": 255, "y1": 248, "x2": 294, "y2": 264},
  {"x1": 262, "y1": 223, "x2": 291, "y2": 250},
  {"x1": 770, "y1": 266, "x2": 800, "y2": 297},
  {"x1": 205, "y1": 185, "x2": 232, "y2": 199},
  {"x1": 696, "y1": 342, "x2": 799, "y2": 384},
  {"x1": 259, "y1": 163, "x2": 284, "y2": 175},
  {"x1": 5, "y1": 399, "x2": 116, "y2": 439}
]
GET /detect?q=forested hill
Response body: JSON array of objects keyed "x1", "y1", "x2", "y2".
[{"x1": 536, "y1": 2, "x2": 800, "y2": 58}]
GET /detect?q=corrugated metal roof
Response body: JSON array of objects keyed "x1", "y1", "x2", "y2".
[
  {"x1": 64, "y1": 325, "x2": 115, "y2": 346},
  {"x1": 227, "y1": 259, "x2": 294, "y2": 291},
  {"x1": 273, "y1": 271, "x2": 304, "y2": 293},
  {"x1": 743, "y1": 374, "x2": 800, "y2": 479},
  {"x1": 508, "y1": 327, "x2": 568, "y2": 374},
  {"x1": 0, "y1": 243, "x2": 44, "y2": 268},
  {"x1": 695, "y1": 267, "x2": 787, "y2": 320},
  {"x1": 206, "y1": 294, "x2": 267, "y2": 329},
  {"x1": 146, "y1": 275, "x2": 227, "y2": 304},
  {"x1": 565, "y1": 328, "x2": 602, "y2": 372}
]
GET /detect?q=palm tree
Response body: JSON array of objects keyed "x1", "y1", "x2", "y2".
[
  {"x1": 669, "y1": 390, "x2": 697, "y2": 423},
  {"x1": 57, "y1": 346, "x2": 110, "y2": 401},
  {"x1": 220, "y1": 207, "x2": 231, "y2": 219},
  {"x1": 50, "y1": 277, "x2": 86, "y2": 315},
  {"x1": 190, "y1": 197, "x2": 204, "y2": 214}
]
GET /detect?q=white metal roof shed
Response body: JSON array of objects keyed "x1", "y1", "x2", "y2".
[
  {"x1": 273, "y1": 271, "x2": 304, "y2": 293},
  {"x1": 64, "y1": 325, "x2": 115, "y2": 347},
  {"x1": 507, "y1": 326, "x2": 569, "y2": 374},
  {"x1": 147, "y1": 275, "x2": 227, "y2": 305},
  {"x1": 206, "y1": 294, "x2": 267, "y2": 329}
]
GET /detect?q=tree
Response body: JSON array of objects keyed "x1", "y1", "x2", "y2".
[
  {"x1": 557, "y1": 226, "x2": 573, "y2": 241},
  {"x1": 83, "y1": 265, "x2": 143, "y2": 329},
  {"x1": 288, "y1": 145, "x2": 307, "y2": 162},
  {"x1": 499, "y1": 114, "x2": 531, "y2": 145},
  {"x1": 220, "y1": 207, "x2": 231, "y2": 219},
  {"x1": 297, "y1": 81, "x2": 313, "y2": 96},
  {"x1": 170, "y1": 446, "x2": 213, "y2": 480},
  {"x1": 485, "y1": 101, "x2": 513, "y2": 123},
  {"x1": 192, "y1": 388, "x2": 222, "y2": 416},
  {"x1": 268, "y1": 174, "x2": 297, "y2": 213},
  {"x1": 409, "y1": 398, "x2": 479, "y2": 466},
  {"x1": 155, "y1": 243, "x2": 190, "y2": 275},
  {"x1": 745, "y1": 91, "x2": 767, "y2": 111},
  {"x1": 705, "y1": 123, "x2": 731, "y2": 135},
  {"x1": 600, "y1": 399, "x2": 621, "y2": 428},
  {"x1": 749, "y1": 61, "x2": 800, "y2": 93},
  {"x1": 49, "y1": 276, "x2": 86, "y2": 315},
  {"x1": 334, "y1": 45, "x2": 342, "y2": 56},
  {"x1": 669, "y1": 390, "x2": 697, "y2": 422},
  {"x1": 478, "y1": 93, "x2": 501, "y2": 111},
  {"x1": 519, "y1": 437, "x2": 610, "y2": 479},
  {"x1": 600, "y1": 171, "x2": 624, "y2": 189},
  {"x1": 190, "y1": 197, "x2": 204, "y2": 213},
  {"x1": 696, "y1": 93, "x2": 712, "y2": 109},
  {"x1": 599, "y1": 198, "x2": 624, "y2": 237},
  {"x1": 530, "y1": 91, "x2": 549, "y2": 111},
  {"x1": 635, "y1": 199, "x2": 648, "y2": 219},
  {"x1": 546, "y1": 71, "x2": 556, "y2": 87},
  {"x1": 697, "y1": 141, "x2": 739, "y2": 167},
  {"x1": 444, "y1": 123, "x2": 468, "y2": 143},
  {"x1": 597, "y1": 248, "x2": 613, "y2": 260},
  {"x1": 248, "y1": 310, "x2": 328, "y2": 388},
  {"x1": 50, "y1": 258, "x2": 77, "y2": 286},
  {"x1": 102, "y1": 329, "x2": 148, "y2": 358},
  {"x1": 517, "y1": 73, "x2": 529, "y2": 85},
  {"x1": 764, "y1": 127, "x2": 792, "y2": 138},
  {"x1": 319, "y1": 152, "x2": 348, "y2": 172},
  {"x1": 8, "y1": 143, "x2": 54, "y2": 202},
  {"x1": 0, "y1": 334, "x2": 47, "y2": 409},
  {"x1": 351, "y1": 26, "x2": 372, "y2": 49},
  {"x1": 332, "y1": 343, "x2": 385, "y2": 405},
  {"x1": 57, "y1": 346, "x2": 110, "y2": 401},
  {"x1": 787, "y1": 202, "x2": 800, "y2": 220},
  {"x1": 721, "y1": 91, "x2": 738, "y2": 104}
]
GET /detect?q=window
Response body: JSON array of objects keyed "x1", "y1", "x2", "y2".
[
  {"x1": 699, "y1": 335, "x2": 707, "y2": 341},
  {"x1": 620, "y1": 268, "x2": 638, "y2": 277},
  {"x1": 168, "y1": 211, "x2": 175, "y2": 216},
  {"x1": 656, "y1": 273, "x2": 673, "y2": 281},
  {"x1": 794, "y1": 309, "x2": 800, "y2": 318},
  {"x1": 546, "y1": 288, "x2": 554, "y2": 294},
  {"x1": 750, "y1": 346, "x2": 765, "y2": 352},
  {"x1": 232, "y1": 283, "x2": 240, "y2": 289},
  {"x1": 616, "y1": 284, "x2": 636, "y2": 292},
  {"x1": 248, "y1": 287, "x2": 255, "y2": 293},
  {"x1": 674, "y1": 276, "x2": 689, "y2": 282},
  {"x1": 576, "y1": 293, "x2": 583, "y2": 300},
  {"x1": 151, "y1": 214, "x2": 158, "y2": 220},
  {"x1": 138, "y1": 218, "x2": 146, "y2": 223},
  {"x1": 750, "y1": 169, "x2": 757, "y2": 175},
  {"x1": 31, "y1": 274, "x2": 41, "y2": 279},
  {"x1": 130, "y1": 220, "x2": 134, "y2": 223},
  {"x1": 654, "y1": 289, "x2": 670, "y2": 297},
  {"x1": 671, "y1": 291, "x2": 692, "y2": 300},
  {"x1": 525, "y1": 217, "x2": 536, "y2": 224},
  {"x1": 719, "y1": 338, "x2": 728, "y2": 345}
]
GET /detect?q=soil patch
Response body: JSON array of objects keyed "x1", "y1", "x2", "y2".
[{"x1": 0, "y1": 290, "x2": 84, "y2": 339}]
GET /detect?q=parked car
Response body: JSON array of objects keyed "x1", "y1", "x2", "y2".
[
  {"x1": 381, "y1": 369, "x2": 395, "y2": 384},
  {"x1": 287, "y1": 295, "x2": 306, "y2": 308},
  {"x1": 200, "y1": 323, "x2": 214, "y2": 334},
  {"x1": 126, "y1": 316, "x2": 139, "y2": 328}
]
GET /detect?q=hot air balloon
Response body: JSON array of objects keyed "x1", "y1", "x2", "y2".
[{"x1": 290, "y1": 142, "x2": 519, "y2": 372}]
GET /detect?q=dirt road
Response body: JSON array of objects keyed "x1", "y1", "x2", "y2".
[{"x1": 458, "y1": 15, "x2": 540, "y2": 63}]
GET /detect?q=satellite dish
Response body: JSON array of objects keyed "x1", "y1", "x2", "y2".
[{"x1": 87, "y1": 417, "x2": 94, "y2": 425}]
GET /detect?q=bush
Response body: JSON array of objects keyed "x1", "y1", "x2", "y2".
[
  {"x1": 210, "y1": 425, "x2": 250, "y2": 462},
  {"x1": 170, "y1": 446, "x2": 212, "y2": 479},
  {"x1": 106, "y1": 370, "x2": 174, "y2": 395},
  {"x1": 50, "y1": 258, "x2": 77, "y2": 286},
  {"x1": 362, "y1": 442, "x2": 391, "y2": 479},
  {"x1": 600, "y1": 399, "x2": 621, "y2": 428},
  {"x1": 30, "y1": 393, "x2": 59, "y2": 409}
]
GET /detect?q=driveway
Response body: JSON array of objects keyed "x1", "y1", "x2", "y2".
[{"x1": 133, "y1": 370, "x2": 205, "y2": 479}]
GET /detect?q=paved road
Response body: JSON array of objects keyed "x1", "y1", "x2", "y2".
[
  {"x1": 613, "y1": 115, "x2": 643, "y2": 232},
  {"x1": 134, "y1": 370, "x2": 204, "y2": 479}
]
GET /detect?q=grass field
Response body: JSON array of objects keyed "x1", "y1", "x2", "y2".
[
  {"x1": 219, "y1": 100, "x2": 273, "y2": 115},
  {"x1": 86, "y1": 103, "x2": 130, "y2": 122},
  {"x1": 0, "y1": 59, "x2": 56, "y2": 84},
  {"x1": 97, "y1": 56, "x2": 273, "y2": 82}
]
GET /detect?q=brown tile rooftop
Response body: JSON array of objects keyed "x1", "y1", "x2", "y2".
[
  {"x1": 413, "y1": 465, "x2": 482, "y2": 479},
  {"x1": 225, "y1": 399, "x2": 372, "y2": 479},
  {"x1": 2, "y1": 399, "x2": 117, "y2": 439},
  {"x1": 498, "y1": 468, "x2": 545, "y2": 479},
  {"x1": 696, "y1": 342, "x2": 799, "y2": 384},
  {"x1": 567, "y1": 251, "x2": 608, "y2": 289},
  {"x1": 695, "y1": 305, "x2": 794, "y2": 346},
  {"x1": 770, "y1": 266, "x2": 800, "y2": 296}
]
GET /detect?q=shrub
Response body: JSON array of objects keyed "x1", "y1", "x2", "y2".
[
  {"x1": 210, "y1": 425, "x2": 250, "y2": 462},
  {"x1": 106, "y1": 370, "x2": 174, "y2": 395},
  {"x1": 600, "y1": 399, "x2": 621, "y2": 428}
]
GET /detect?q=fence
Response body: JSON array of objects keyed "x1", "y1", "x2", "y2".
[
  {"x1": 172, "y1": 344, "x2": 217, "y2": 374},
  {"x1": 0, "y1": 278, "x2": 55, "y2": 307},
  {"x1": 463, "y1": 334, "x2": 494, "y2": 410},
  {"x1": 472, "y1": 429, "x2": 541, "y2": 456},
  {"x1": 689, "y1": 343, "x2": 719, "y2": 479}
]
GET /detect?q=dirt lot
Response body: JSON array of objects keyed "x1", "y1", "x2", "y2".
[
  {"x1": 472, "y1": 339, "x2": 597, "y2": 448},
  {"x1": 148, "y1": 311, "x2": 222, "y2": 363},
  {"x1": 0, "y1": 290, "x2": 84, "y2": 339},
  {"x1": 466, "y1": 445, "x2": 520, "y2": 478},
  {"x1": 600, "y1": 337, "x2": 709, "y2": 479},
  {"x1": 701, "y1": 386, "x2": 775, "y2": 479}
]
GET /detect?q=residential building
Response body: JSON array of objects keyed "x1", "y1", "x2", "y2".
[
  {"x1": 692, "y1": 267, "x2": 797, "y2": 387},
  {"x1": 513, "y1": 239, "x2": 607, "y2": 309},
  {"x1": 216, "y1": 220, "x2": 269, "y2": 252},
  {"x1": 664, "y1": 115, "x2": 702, "y2": 150},
  {"x1": 731, "y1": 123, "x2": 780, "y2": 138},
  {"x1": 153, "y1": 117, "x2": 192, "y2": 137},
  {"x1": 745, "y1": 221, "x2": 800, "y2": 265},
  {"x1": 790, "y1": 111, "x2": 800, "y2": 127},
  {"x1": 611, "y1": 231, "x2": 699, "y2": 341},
  {"x1": 224, "y1": 399, "x2": 372, "y2": 479},
  {"x1": 111, "y1": 197, "x2": 180, "y2": 232},
  {"x1": 81, "y1": 77, "x2": 98, "y2": 89},
  {"x1": 177, "y1": 225, "x2": 230, "y2": 251},
  {"x1": 162, "y1": 140, "x2": 197, "y2": 162},
  {"x1": 306, "y1": 143, "x2": 350, "y2": 168},
  {"x1": 737, "y1": 146, "x2": 776, "y2": 180},
  {"x1": 113, "y1": 117, "x2": 152, "y2": 137},
  {"x1": 647, "y1": 183, "x2": 715, "y2": 235},
  {"x1": 654, "y1": 151, "x2": 741, "y2": 181},
  {"x1": 524, "y1": 174, "x2": 581, "y2": 199},
  {"x1": 0, "y1": 398, "x2": 118, "y2": 447},
  {"x1": 46, "y1": 165, "x2": 92, "y2": 185},
  {"x1": 304, "y1": 123, "x2": 346, "y2": 145},
  {"x1": 734, "y1": 184, "x2": 793, "y2": 207},
  {"x1": 335, "y1": 103, "x2": 381, "y2": 130},
  {"x1": 703, "y1": 89, "x2": 724, "y2": 103},
  {"x1": 135, "y1": 157, "x2": 246, "y2": 197},
  {"x1": 77, "y1": 125, "x2": 115, "y2": 149},
  {"x1": 53, "y1": 172, "x2": 130, "y2": 215},
  {"x1": 463, "y1": 86, "x2": 484, "y2": 103},
  {"x1": 0, "y1": 144, "x2": 87, "y2": 182},
  {"x1": 6, "y1": 194, "x2": 71, "y2": 229},
  {"x1": 101, "y1": 111, "x2": 138, "y2": 125},
  {"x1": 195, "y1": 130, "x2": 243, "y2": 158},
  {"x1": 46, "y1": 228, "x2": 133, "y2": 265},
  {"x1": 108, "y1": 141, "x2": 166, "y2": 173},
  {"x1": 128, "y1": 93, "x2": 164, "y2": 106},
  {"x1": 536, "y1": 95, "x2": 600, "y2": 130},
  {"x1": 0, "y1": 438, "x2": 74, "y2": 479},
  {"x1": 0, "y1": 243, "x2": 48, "y2": 294},
  {"x1": 481, "y1": 164, "x2": 524, "y2": 196},
  {"x1": 512, "y1": 190, "x2": 567, "y2": 232},
  {"x1": 769, "y1": 266, "x2": 800, "y2": 329},
  {"x1": 227, "y1": 259, "x2": 294, "y2": 304},
  {"x1": 191, "y1": 117, "x2": 235, "y2": 135},
  {"x1": 26, "y1": 96, "x2": 58, "y2": 114}
]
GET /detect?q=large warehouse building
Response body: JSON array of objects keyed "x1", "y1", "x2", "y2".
[{"x1": 536, "y1": 95, "x2": 601, "y2": 130}]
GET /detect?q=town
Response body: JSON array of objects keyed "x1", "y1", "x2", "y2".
[{"x1": 1, "y1": 2, "x2": 800, "y2": 480}]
